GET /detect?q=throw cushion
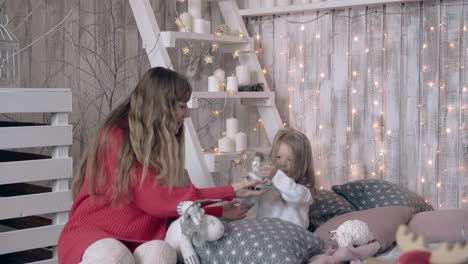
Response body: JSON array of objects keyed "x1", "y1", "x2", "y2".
[
  {"x1": 314, "y1": 206, "x2": 415, "y2": 252},
  {"x1": 408, "y1": 208, "x2": 468, "y2": 243},
  {"x1": 195, "y1": 217, "x2": 323, "y2": 264},
  {"x1": 331, "y1": 179, "x2": 433, "y2": 212},
  {"x1": 308, "y1": 190, "x2": 356, "y2": 231}
]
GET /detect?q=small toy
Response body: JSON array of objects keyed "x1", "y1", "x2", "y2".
[
  {"x1": 395, "y1": 225, "x2": 468, "y2": 264},
  {"x1": 245, "y1": 152, "x2": 270, "y2": 190},
  {"x1": 165, "y1": 200, "x2": 225, "y2": 264}
]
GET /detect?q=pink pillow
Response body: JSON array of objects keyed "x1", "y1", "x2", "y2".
[
  {"x1": 408, "y1": 208, "x2": 468, "y2": 243},
  {"x1": 314, "y1": 206, "x2": 415, "y2": 252}
]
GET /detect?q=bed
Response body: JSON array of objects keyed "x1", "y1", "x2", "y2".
[{"x1": 308, "y1": 179, "x2": 468, "y2": 263}]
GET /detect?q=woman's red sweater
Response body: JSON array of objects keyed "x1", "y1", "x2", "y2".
[{"x1": 57, "y1": 126, "x2": 234, "y2": 264}]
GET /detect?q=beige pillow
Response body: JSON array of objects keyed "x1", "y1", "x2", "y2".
[
  {"x1": 314, "y1": 206, "x2": 415, "y2": 252},
  {"x1": 408, "y1": 208, "x2": 468, "y2": 243}
]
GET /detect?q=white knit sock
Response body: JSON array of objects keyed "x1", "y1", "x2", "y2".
[
  {"x1": 133, "y1": 240, "x2": 177, "y2": 264},
  {"x1": 81, "y1": 238, "x2": 135, "y2": 264}
]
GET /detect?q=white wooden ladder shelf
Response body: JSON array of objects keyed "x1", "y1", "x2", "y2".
[{"x1": 129, "y1": 0, "x2": 283, "y2": 187}]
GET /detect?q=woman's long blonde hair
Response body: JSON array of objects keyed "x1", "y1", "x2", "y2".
[
  {"x1": 269, "y1": 128, "x2": 317, "y2": 196},
  {"x1": 72, "y1": 67, "x2": 192, "y2": 203}
]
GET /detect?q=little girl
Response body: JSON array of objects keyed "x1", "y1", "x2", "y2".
[{"x1": 253, "y1": 128, "x2": 316, "y2": 229}]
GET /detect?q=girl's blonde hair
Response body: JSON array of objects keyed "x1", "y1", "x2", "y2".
[
  {"x1": 72, "y1": 67, "x2": 192, "y2": 203},
  {"x1": 269, "y1": 128, "x2": 317, "y2": 196}
]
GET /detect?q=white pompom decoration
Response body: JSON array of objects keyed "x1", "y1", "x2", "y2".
[{"x1": 330, "y1": 219, "x2": 374, "y2": 248}]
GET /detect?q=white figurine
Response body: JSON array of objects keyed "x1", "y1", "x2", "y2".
[
  {"x1": 246, "y1": 152, "x2": 270, "y2": 190},
  {"x1": 165, "y1": 200, "x2": 225, "y2": 264}
]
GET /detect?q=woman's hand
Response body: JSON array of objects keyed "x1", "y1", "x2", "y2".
[
  {"x1": 222, "y1": 201, "x2": 252, "y2": 220},
  {"x1": 232, "y1": 180, "x2": 268, "y2": 198}
]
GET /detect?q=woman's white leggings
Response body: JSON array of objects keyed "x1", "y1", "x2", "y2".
[{"x1": 80, "y1": 238, "x2": 177, "y2": 264}]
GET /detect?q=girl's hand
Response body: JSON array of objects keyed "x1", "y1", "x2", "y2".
[
  {"x1": 222, "y1": 201, "x2": 252, "y2": 220},
  {"x1": 232, "y1": 180, "x2": 268, "y2": 198}
]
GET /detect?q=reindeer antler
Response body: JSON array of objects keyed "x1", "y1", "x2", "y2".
[
  {"x1": 430, "y1": 241, "x2": 468, "y2": 264},
  {"x1": 396, "y1": 225, "x2": 428, "y2": 252},
  {"x1": 396, "y1": 225, "x2": 468, "y2": 264}
]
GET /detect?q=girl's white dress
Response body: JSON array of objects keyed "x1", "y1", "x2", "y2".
[{"x1": 256, "y1": 170, "x2": 313, "y2": 229}]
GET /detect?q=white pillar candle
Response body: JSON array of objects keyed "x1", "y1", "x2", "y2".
[
  {"x1": 204, "y1": 20, "x2": 211, "y2": 34},
  {"x1": 226, "y1": 76, "x2": 238, "y2": 93},
  {"x1": 208, "y1": 75, "x2": 219, "y2": 92},
  {"x1": 213, "y1": 69, "x2": 225, "y2": 83},
  {"x1": 263, "y1": 0, "x2": 276, "y2": 7},
  {"x1": 277, "y1": 0, "x2": 290, "y2": 6},
  {"x1": 179, "y1": 12, "x2": 192, "y2": 32},
  {"x1": 218, "y1": 136, "x2": 234, "y2": 153},
  {"x1": 188, "y1": 0, "x2": 202, "y2": 19},
  {"x1": 226, "y1": 117, "x2": 239, "y2": 139},
  {"x1": 235, "y1": 132, "x2": 247, "y2": 152},
  {"x1": 193, "y1": 18, "x2": 206, "y2": 34},
  {"x1": 235, "y1": 65, "x2": 250, "y2": 85}
]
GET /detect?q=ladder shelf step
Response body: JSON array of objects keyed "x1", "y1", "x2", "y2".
[
  {"x1": 160, "y1": 31, "x2": 249, "y2": 48},
  {"x1": 188, "y1": 92, "x2": 275, "y2": 108},
  {"x1": 203, "y1": 147, "x2": 271, "y2": 172},
  {"x1": 239, "y1": 0, "x2": 420, "y2": 17}
]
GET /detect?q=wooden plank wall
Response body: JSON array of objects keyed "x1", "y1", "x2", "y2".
[
  {"x1": 0, "y1": 0, "x2": 266, "y2": 189},
  {"x1": 1, "y1": 0, "x2": 467, "y2": 208},
  {"x1": 3, "y1": 0, "x2": 154, "y2": 162},
  {"x1": 247, "y1": 0, "x2": 468, "y2": 209}
]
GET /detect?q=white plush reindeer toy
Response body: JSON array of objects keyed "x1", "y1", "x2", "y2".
[{"x1": 165, "y1": 200, "x2": 225, "y2": 264}]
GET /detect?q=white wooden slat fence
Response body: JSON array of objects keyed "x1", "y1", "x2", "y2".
[{"x1": 0, "y1": 88, "x2": 72, "y2": 263}]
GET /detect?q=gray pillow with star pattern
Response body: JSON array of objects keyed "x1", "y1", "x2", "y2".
[
  {"x1": 331, "y1": 179, "x2": 433, "y2": 213},
  {"x1": 308, "y1": 190, "x2": 357, "y2": 231},
  {"x1": 195, "y1": 218, "x2": 323, "y2": 264}
]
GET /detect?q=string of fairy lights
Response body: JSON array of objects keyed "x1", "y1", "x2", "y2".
[
  {"x1": 253, "y1": 2, "x2": 468, "y2": 206},
  {"x1": 251, "y1": 2, "x2": 468, "y2": 206},
  {"x1": 174, "y1": 0, "x2": 468, "y2": 206}
]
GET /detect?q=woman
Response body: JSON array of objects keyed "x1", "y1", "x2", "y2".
[{"x1": 58, "y1": 67, "x2": 264, "y2": 264}]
